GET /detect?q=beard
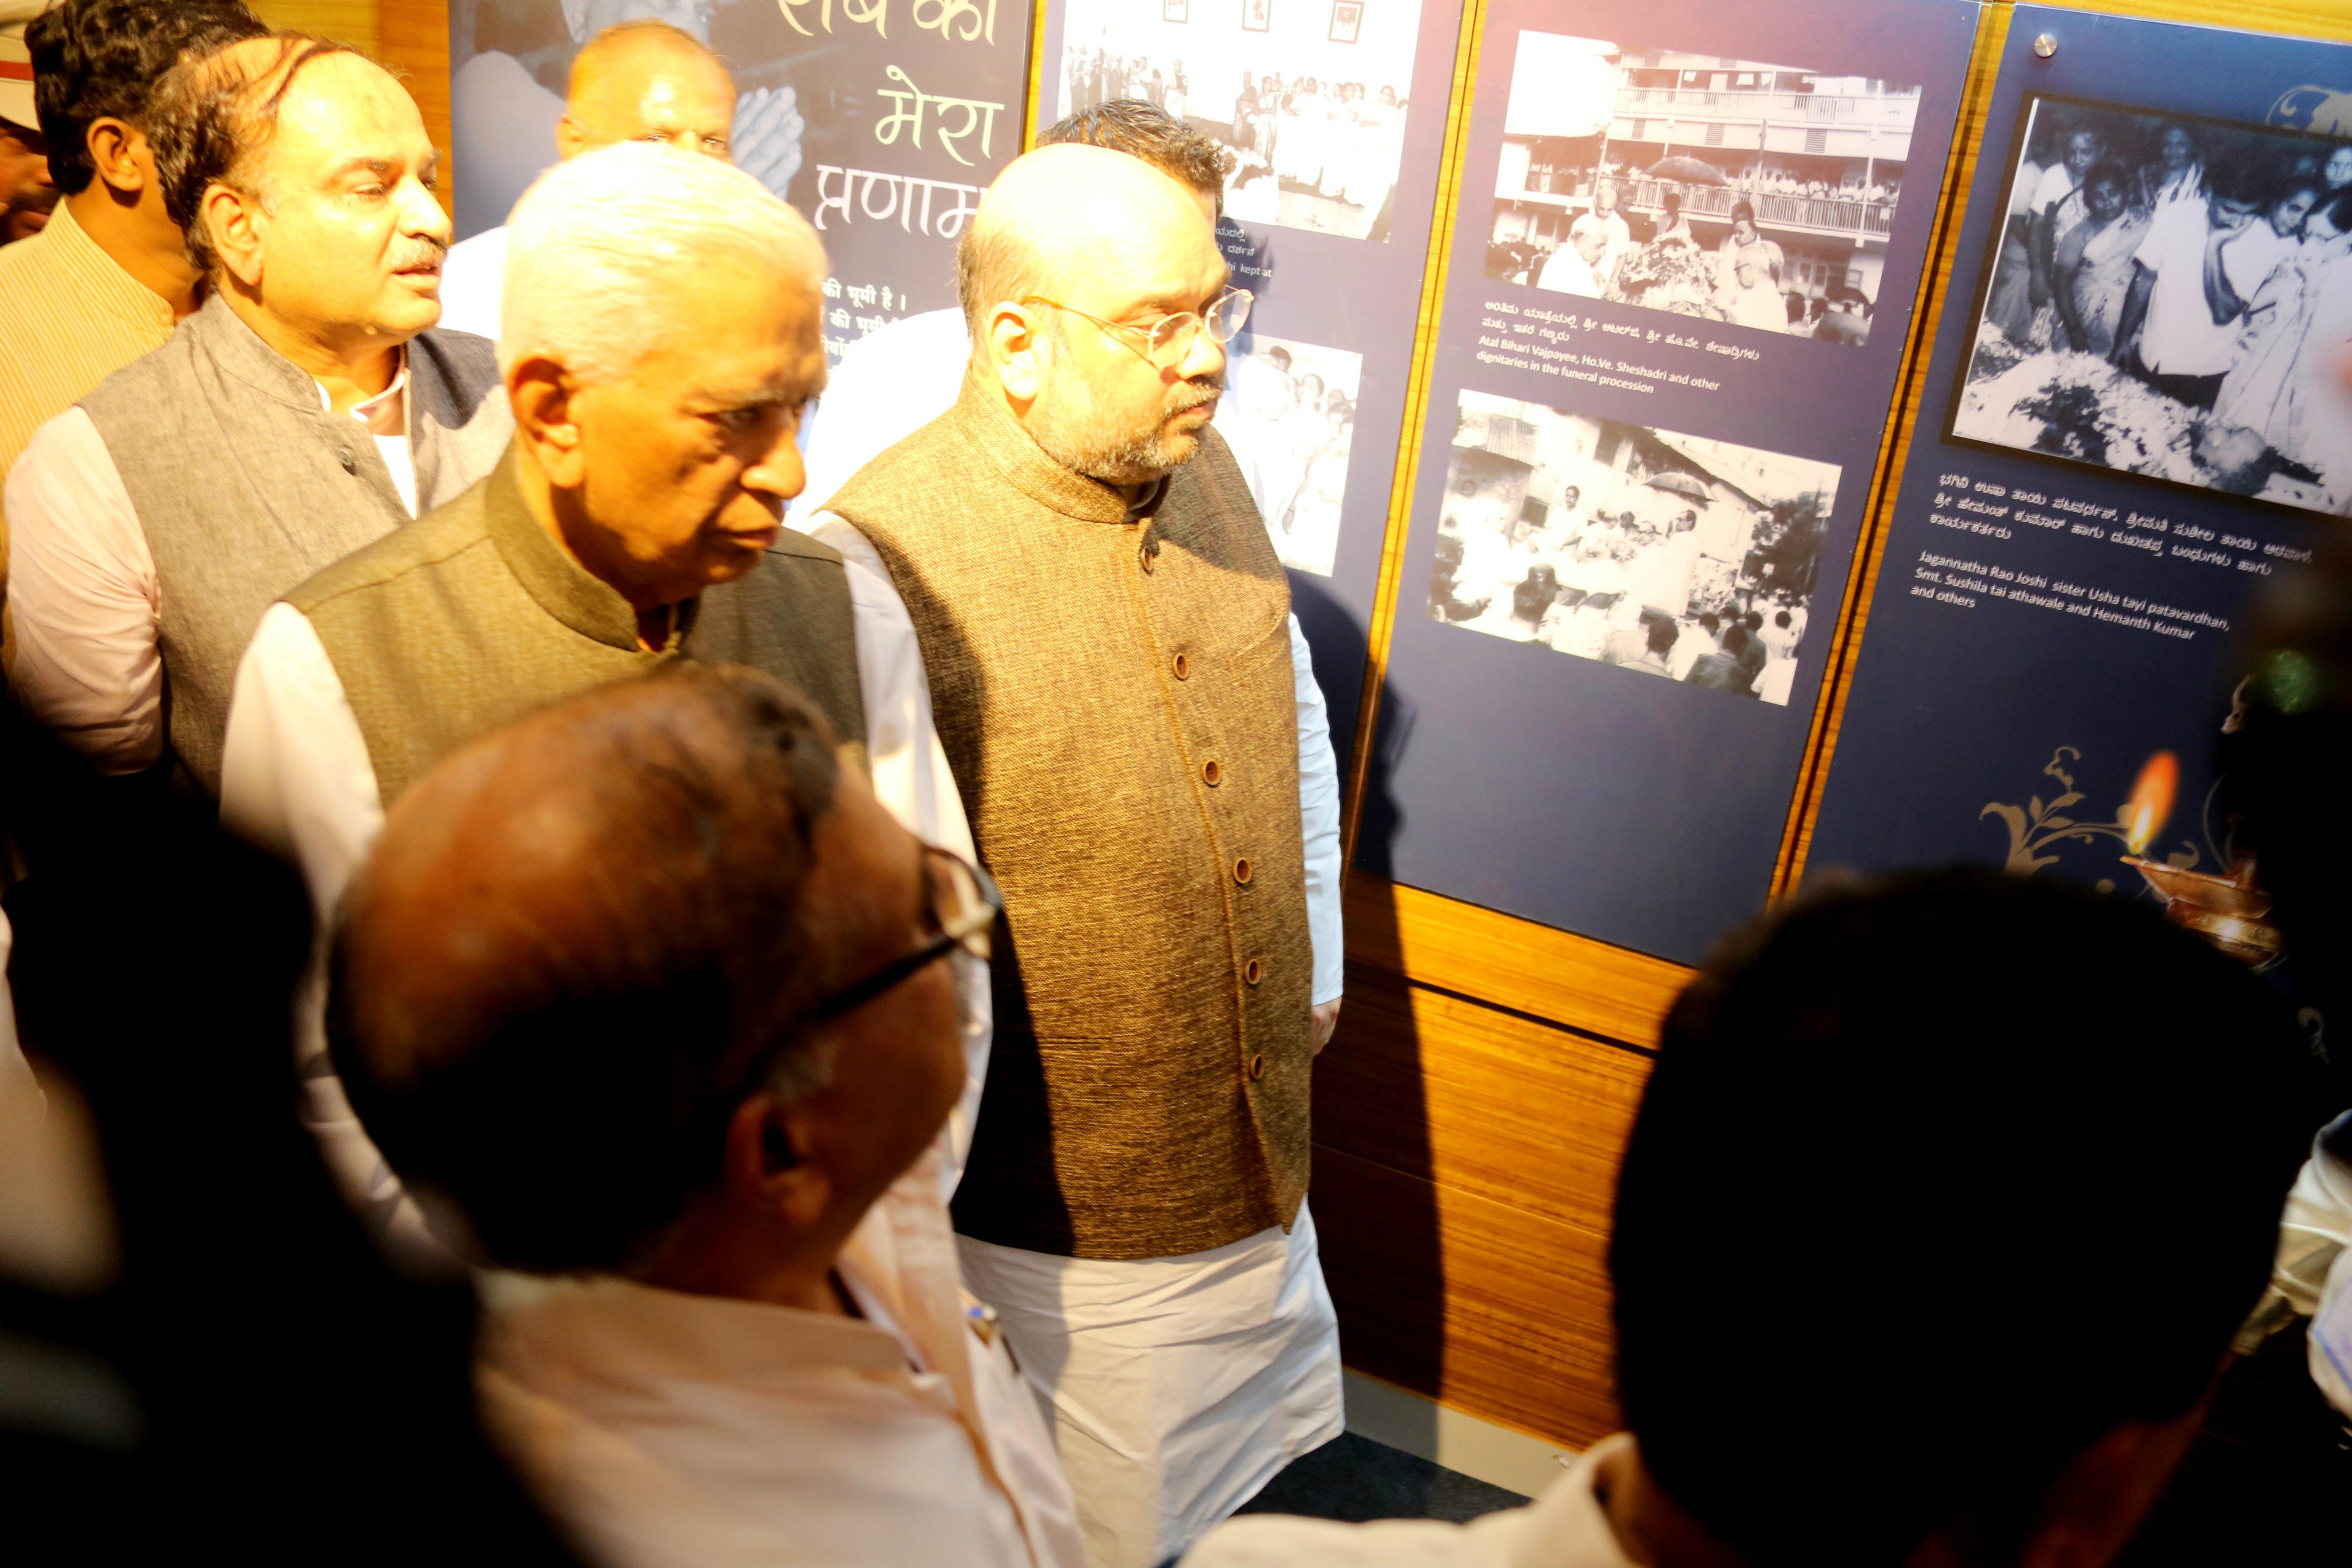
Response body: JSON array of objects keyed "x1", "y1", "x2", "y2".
[{"x1": 1028, "y1": 359, "x2": 1223, "y2": 487}]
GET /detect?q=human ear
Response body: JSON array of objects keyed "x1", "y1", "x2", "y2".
[
  {"x1": 204, "y1": 185, "x2": 266, "y2": 289},
  {"x1": 554, "y1": 113, "x2": 589, "y2": 161},
  {"x1": 82, "y1": 119, "x2": 149, "y2": 195},
  {"x1": 507, "y1": 357, "x2": 589, "y2": 488},
  {"x1": 987, "y1": 302, "x2": 1045, "y2": 403},
  {"x1": 720, "y1": 1091, "x2": 833, "y2": 1233}
]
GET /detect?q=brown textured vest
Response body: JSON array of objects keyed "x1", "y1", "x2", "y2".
[
  {"x1": 283, "y1": 453, "x2": 865, "y2": 807},
  {"x1": 827, "y1": 383, "x2": 1311, "y2": 1259}
]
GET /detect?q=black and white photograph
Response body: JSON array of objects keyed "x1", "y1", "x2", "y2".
[
  {"x1": 1219, "y1": 333, "x2": 1363, "y2": 575},
  {"x1": 1950, "y1": 94, "x2": 2352, "y2": 514},
  {"x1": 1484, "y1": 33, "x2": 1922, "y2": 346},
  {"x1": 1428, "y1": 392, "x2": 1839, "y2": 704},
  {"x1": 1055, "y1": 0, "x2": 1421, "y2": 239}
]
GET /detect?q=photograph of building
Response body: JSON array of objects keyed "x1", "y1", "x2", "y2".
[
  {"x1": 1484, "y1": 32, "x2": 1920, "y2": 344},
  {"x1": 1428, "y1": 391, "x2": 1838, "y2": 704}
]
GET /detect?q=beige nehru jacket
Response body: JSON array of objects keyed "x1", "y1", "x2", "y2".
[{"x1": 827, "y1": 385, "x2": 1314, "y2": 1261}]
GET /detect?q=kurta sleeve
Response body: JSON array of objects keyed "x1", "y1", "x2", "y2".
[
  {"x1": 218, "y1": 601, "x2": 387, "y2": 918},
  {"x1": 808, "y1": 513, "x2": 991, "y2": 1199},
  {"x1": 218, "y1": 604, "x2": 445, "y2": 1258},
  {"x1": 1291, "y1": 613, "x2": 1345, "y2": 1006},
  {"x1": 5, "y1": 409, "x2": 164, "y2": 774}
]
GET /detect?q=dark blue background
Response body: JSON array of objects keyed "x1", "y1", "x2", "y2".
[
  {"x1": 1808, "y1": 7, "x2": 2343, "y2": 886},
  {"x1": 1364, "y1": 0, "x2": 1980, "y2": 964}
]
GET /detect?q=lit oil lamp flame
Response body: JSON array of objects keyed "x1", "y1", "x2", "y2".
[{"x1": 2120, "y1": 750, "x2": 2179, "y2": 857}]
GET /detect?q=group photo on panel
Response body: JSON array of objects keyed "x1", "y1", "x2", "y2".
[
  {"x1": 1429, "y1": 393, "x2": 1832, "y2": 705},
  {"x1": 1955, "y1": 95, "x2": 2352, "y2": 513},
  {"x1": 1054, "y1": 0, "x2": 1421, "y2": 239},
  {"x1": 1485, "y1": 32, "x2": 1920, "y2": 345},
  {"x1": 2, "y1": 1, "x2": 2351, "y2": 1567}
]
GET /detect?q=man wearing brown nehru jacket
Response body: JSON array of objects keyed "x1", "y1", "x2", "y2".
[{"x1": 821, "y1": 143, "x2": 1337, "y2": 1567}]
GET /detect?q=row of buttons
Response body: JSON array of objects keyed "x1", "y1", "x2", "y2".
[{"x1": 1141, "y1": 526, "x2": 1268, "y2": 1086}]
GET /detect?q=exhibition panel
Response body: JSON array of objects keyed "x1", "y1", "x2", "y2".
[
  {"x1": 1362, "y1": 0, "x2": 1979, "y2": 965},
  {"x1": 1806, "y1": 7, "x2": 2346, "y2": 1038}
]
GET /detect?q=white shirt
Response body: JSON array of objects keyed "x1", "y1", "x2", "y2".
[
  {"x1": 217, "y1": 534, "x2": 993, "y2": 1198},
  {"x1": 1569, "y1": 209, "x2": 1631, "y2": 285},
  {"x1": 1182, "y1": 1433, "x2": 1643, "y2": 1567},
  {"x1": 6, "y1": 359, "x2": 415, "y2": 775},
  {"x1": 435, "y1": 223, "x2": 509, "y2": 342},
  {"x1": 796, "y1": 307, "x2": 1346, "y2": 1005},
  {"x1": 1536, "y1": 245, "x2": 1600, "y2": 299},
  {"x1": 477, "y1": 1147, "x2": 1086, "y2": 1568},
  {"x1": 2134, "y1": 203, "x2": 2288, "y2": 376},
  {"x1": 1718, "y1": 276, "x2": 1788, "y2": 333},
  {"x1": 2030, "y1": 160, "x2": 2080, "y2": 219}
]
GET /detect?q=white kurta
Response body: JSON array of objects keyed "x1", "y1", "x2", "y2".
[
  {"x1": 477, "y1": 1145, "x2": 1087, "y2": 1568},
  {"x1": 1181, "y1": 1433, "x2": 1643, "y2": 1568},
  {"x1": 215, "y1": 544, "x2": 989, "y2": 1229},
  {"x1": 434, "y1": 224, "x2": 509, "y2": 342}
]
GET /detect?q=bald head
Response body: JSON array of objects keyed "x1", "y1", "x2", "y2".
[
  {"x1": 559, "y1": 19, "x2": 734, "y2": 161},
  {"x1": 328, "y1": 665, "x2": 846, "y2": 1272},
  {"x1": 957, "y1": 142, "x2": 1215, "y2": 333}
]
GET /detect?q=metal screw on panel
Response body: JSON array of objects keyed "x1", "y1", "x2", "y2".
[{"x1": 2033, "y1": 33, "x2": 2057, "y2": 58}]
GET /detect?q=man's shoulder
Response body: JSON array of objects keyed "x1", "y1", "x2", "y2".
[
  {"x1": 284, "y1": 482, "x2": 497, "y2": 615},
  {"x1": 410, "y1": 325, "x2": 503, "y2": 394}
]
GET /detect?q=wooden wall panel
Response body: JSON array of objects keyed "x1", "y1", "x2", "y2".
[{"x1": 246, "y1": 0, "x2": 378, "y2": 55}]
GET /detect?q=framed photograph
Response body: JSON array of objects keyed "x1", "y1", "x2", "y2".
[
  {"x1": 1945, "y1": 90, "x2": 2352, "y2": 518},
  {"x1": 1241, "y1": 0, "x2": 1269, "y2": 32},
  {"x1": 1329, "y1": 0, "x2": 1362, "y2": 42},
  {"x1": 1164, "y1": 0, "x2": 1187, "y2": 19}
]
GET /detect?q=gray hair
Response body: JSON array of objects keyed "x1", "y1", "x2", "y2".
[{"x1": 500, "y1": 141, "x2": 827, "y2": 382}]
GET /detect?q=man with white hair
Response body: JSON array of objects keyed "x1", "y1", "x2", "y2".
[
  {"x1": 818, "y1": 143, "x2": 1339, "y2": 1567},
  {"x1": 7, "y1": 32, "x2": 507, "y2": 795},
  {"x1": 1713, "y1": 243, "x2": 1788, "y2": 333},
  {"x1": 217, "y1": 142, "x2": 981, "y2": 1226},
  {"x1": 435, "y1": 17, "x2": 740, "y2": 338}
]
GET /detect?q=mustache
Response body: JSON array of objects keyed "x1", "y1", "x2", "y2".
[
  {"x1": 1168, "y1": 377, "x2": 1222, "y2": 412},
  {"x1": 391, "y1": 238, "x2": 449, "y2": 270}
]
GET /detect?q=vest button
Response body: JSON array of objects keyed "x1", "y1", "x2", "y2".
[
  {"x1": 1233, "y1": 857, "x2": 1252, "y2": 885},
  {"x1": 1139, "y1": 541, "x2": 1154, "y2": 576},
  {"x1": 1247, "y1": 1054, "x2": 1265, "y2": 1081},
  {"x1": 1172, "y1": 652, "x2": 1190, "y2": 680},
  {"x1": 1244, "y1": 957, "x2": 1262, "y2": 985},
  {"x1": 1202, "y1": 759, "x2": 1222, "y2": 787},
  {"x1": 338, "y1": 448, "x2": 355, "y2": 472}
]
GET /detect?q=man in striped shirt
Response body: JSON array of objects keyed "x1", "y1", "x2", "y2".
[{"x1": 0, "y1": 0, "x2": 263, "y2": 657}]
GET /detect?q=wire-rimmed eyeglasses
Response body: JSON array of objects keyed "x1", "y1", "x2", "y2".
[{"x1": 1021, "y1": 286, "x2": 1255, "y2": 369}]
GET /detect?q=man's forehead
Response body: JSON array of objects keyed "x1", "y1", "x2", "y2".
[{"x1": 274, "y1": 58, "x2": 429, "y2": 162}]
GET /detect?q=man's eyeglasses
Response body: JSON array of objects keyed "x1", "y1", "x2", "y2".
[
  {"x1": 1021, "y1": 287, "x2": 1255, "y2": 369},
  {"x1": 805, "y1": 844, "x2": 999, "y2": 1025}
]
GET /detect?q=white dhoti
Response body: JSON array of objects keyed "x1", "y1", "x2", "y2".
[{"x1": 957, "y1": 1203, "x2": 1344, "y2": 1568}]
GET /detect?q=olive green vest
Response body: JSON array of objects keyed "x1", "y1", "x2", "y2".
[
  {"x1": 285, "y1": 453, "x2": 864, "y2": 807},
  {"x1": 826, "y1": 384, "x2": 1311, "y2": 1260}
]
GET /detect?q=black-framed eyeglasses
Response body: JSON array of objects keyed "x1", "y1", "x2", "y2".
[
  {"x1": 1021, "y1": 286, "x2": 1254, "y2": 369},
  {"x1": 805, "y1": 844, "x2": 999, "y2": 1024}
]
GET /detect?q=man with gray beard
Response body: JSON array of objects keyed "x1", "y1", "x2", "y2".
[{"x1": 814, "y1": 143, "x2": 1339, "y2": 1567}]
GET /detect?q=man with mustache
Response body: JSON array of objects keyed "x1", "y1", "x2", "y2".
[
  {"x1": 6, "y1": 33, "x2": 507, "y2": 794},
  {"x1": 817, "y1": 143, "x2": 1339, "y2": 1567}
]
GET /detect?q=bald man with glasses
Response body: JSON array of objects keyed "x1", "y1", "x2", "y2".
[
  {"x1": 810, "y1": 143, "x2": 1341, "y2": 1567},
  {"x1": 329, "y1": 664, "x2": 1083, "y2": 1568}
]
